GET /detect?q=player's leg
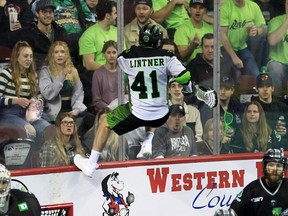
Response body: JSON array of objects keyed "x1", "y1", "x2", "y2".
[
  {"x1": 137, "y1": 127, "x2": 155, "y2": 159},
  {"x1": 74, "y1": 113, "x2": 110, "y2": 177}
]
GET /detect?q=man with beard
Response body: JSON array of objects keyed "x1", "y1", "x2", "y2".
[
  {"x1": 230, "y1": 148, "x2": 288, "y2": 216},
  {"x1": 0, "y1": 0, "x2": 69, "y2": 72},
  {"x1": 124, "y1": 0, "x2": 168, "y2": 49},
  {"x1": 151, "y1": 104, "x2": 198, "y2": 159}
]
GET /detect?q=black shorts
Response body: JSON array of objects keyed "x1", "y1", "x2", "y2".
[{"x1": 106, "y1": 103, "x2": 169, "y2": 135}]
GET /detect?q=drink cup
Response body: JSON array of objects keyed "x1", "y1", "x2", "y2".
[
  {"x1": 9, "y1": 11, "x2": 18, "y2": 31},
  {"x1": 245, "y1": 22, "x2": 256, "y2": 36}
]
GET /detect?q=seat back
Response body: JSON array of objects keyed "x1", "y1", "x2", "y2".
[
  {"x1": 44, "y1": 124, "x2": 56, "y2": 141},
  {"x1": 0, "y1": 126, "x2": 27, "y2": 143},
  {"x1": 0, "y1": 46, "x2": 12, "y2": 60},
  {"x1": 0, "y1": 138, "x2": 34, "y2": 170}
]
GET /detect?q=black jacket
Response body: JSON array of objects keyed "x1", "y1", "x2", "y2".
[{"x1": 0, "y1": 189, "x2": 41, "y2": 216}]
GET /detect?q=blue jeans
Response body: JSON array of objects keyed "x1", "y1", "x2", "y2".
[
  {"x1": 0, "y1": 105, "x2": 50, "y2": 149},
  {"x1": 267, "y1": 61, "x2": 288, "y2": 96},
  {"x1": 221, "y1": 47, "x2": 259, "y2": 78}
]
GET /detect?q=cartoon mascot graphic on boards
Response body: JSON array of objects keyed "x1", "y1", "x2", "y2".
[{"x1": 101, "y1": 172, "x2": 134, "y2": 216}]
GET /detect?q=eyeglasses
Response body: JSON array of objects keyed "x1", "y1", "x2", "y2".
[
  {"x1": 223, "y1": 111, "x2": 234, "y2": 136},
  {"x1": 61, "y1": 121, "x2": 75, "y2": 126}
]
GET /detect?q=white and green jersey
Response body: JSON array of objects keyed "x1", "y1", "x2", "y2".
[{"x1": 117, "y1": 46, "x2": 188, "y2": 121}]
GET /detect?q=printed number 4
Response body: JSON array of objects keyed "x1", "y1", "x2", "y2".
[{"x1": 131, "y1": 70, "x2": 160, "y2": 99}]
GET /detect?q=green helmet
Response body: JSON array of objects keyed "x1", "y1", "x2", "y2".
[{"x1": 139, "y1": 23, "x2": 163, "y2": 48}]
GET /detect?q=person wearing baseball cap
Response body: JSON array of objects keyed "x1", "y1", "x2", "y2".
[
  {"x1": 219, "y1": 76, "x2": 244, "y2": 131},
  {"x1": 168, "y1": 78, "x2": 203, "y2": 142},
  {"x1": 174, "y1": 0, "x2": 213, "y2": 66},
  {"x1": 124, "y1": 0, "x2": 168, "y2": 49},
  {"x1": 152, "y1": 104, "x2": 198, "y2": 158},
  {"x1": 251, "y1": 68, "x2": 288, "y2": 146}
]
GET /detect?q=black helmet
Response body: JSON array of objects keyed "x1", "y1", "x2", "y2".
[
  {"x1": 214, "y1": 209, "x2": 237, "y2": 216},
  {"x1": 139, "y1": 23, "x2": 163, "y2": 48},
  {"x1": 263, "y1": 148, "x2": 287, "y2": 177}
]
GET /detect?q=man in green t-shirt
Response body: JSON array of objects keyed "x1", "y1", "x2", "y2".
[
  {"x1": 79, "y1": 0, "x2": 117, "y2": 71},
  {"x1": 174, "y1": 0, "x2": 213, "y2": 66},
  {"x1": 220, "y1": 0, "x2": 266, "y2": 78},
  {"x1": 151, "y1": 0, "x2": 190, "y2": 40},
  {"x1": 267, "y1": 0, "x2": 288, "y2": 97}
]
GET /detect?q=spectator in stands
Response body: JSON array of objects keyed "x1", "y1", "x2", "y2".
[
  {"x1": 0, "y1": 0, "x2": 33, "y2": 35},
  {"x1": 219, "y1": 75, "x2": 244, "y2": 130},
  {"x1": 168, "y1": 79, "x2": 203, "y2": 143},
  {"x1": 124, "y1": 0, "x2": 168, "y2": 49},
  {"x1": 0, "y1": 41, "x2": 50, "y2": 148},
  {"x1": 85, "y1": 0, "x2": 98, "y2": 26},
  {"x1": 267, "y1": 0, "x2": 288, "y2": 97},
  {"x1": 79, "y1": 0, "x2": 117, "y2": 71},
  {"x1": 151, "y1": 0, "x2": 190, "y2": 40},
  {"x1": 186, "y1": 33, "x2": 231, "y2": 126},
  {"x1": 0, "y1": 0, "x2": 69, "y2": 72},
  {"x1": 199, "y1": 118, "x2": 230, "y2": 155},
  {"x1": 39, "y1": 112, "x2": 86, "y2": 167},
  {"x1": 220, "y1": 0, "x2": 266, "y2": 78},
  {"x1": 152, "y1": 104, "x2": 198, "y2": 158},
  {"x1": 174, "y1": 0, "x2": 213, "y2": 66},
  {"x1": 52, "y1": 0, "x2": 93, "y2": 35},
  {"x1": 39, "y1": 41, "x2": 87, "y2": 123},
  {"x1": 251, "y1": 71, "x2": 288, "y2": 150},
  {"x1": 186, "y1": 33, "x2": 213, "y2": 89},
  {"x1": 230, "y1": 101, "x2": 281, "y2": 153},
  {"x1": 0, "y1": 163, "x2": 41, "y2": 215},
  {"x1": 160, "y1": 39, "x2": 184, "y2": 66},
  {"x1": 92, "y1": 40, "x2": 118, "y2": 113}
]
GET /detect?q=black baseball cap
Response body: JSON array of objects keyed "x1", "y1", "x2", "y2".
[
  {"x1": 189, "y1": 0, "x2": 207, "y2": 7},
  {"x1": 134, "y1": 0, "x2": 152, "y2": 8},
  {"x1": 220, "y1": 76, "x2": 235, "y2": 87},
  {"x1": 256, "y1": 73, "x2": 273, "y2": 88},
  {"x1": 169, "y1": 104, "x2": 186, "y2": 117},
  {"x1": 36, "y1": 0, "x2": 56, "y2": 11}
]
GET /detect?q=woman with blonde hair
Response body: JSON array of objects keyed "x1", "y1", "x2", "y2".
[
  {"x1": 199, "y1": 118, "x2": 230, "y2": 155},
  {"x1": 39, "y1": 41, "x2": 87, "y2": 123},
  {"x1": 40, "y1": 112, "x2": 86, "y2": 167},
  {"x1": 0, "y1": 41, "x2": 50, "y2": 147},
  {"x1": 230, "y1": 101, "x2": 281, "y2": 153}
]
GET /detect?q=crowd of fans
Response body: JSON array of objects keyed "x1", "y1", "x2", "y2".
[{"x1": 0, "y1": 0, "x2": 288, "y2": 169}]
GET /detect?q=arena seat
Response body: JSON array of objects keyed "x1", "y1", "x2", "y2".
[{"x1": 0, "y1": 46, "x2": 12, "y2": 61}]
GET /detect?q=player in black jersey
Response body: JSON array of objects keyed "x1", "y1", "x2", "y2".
[
  {"x1": 230, "y1": 148, "x2": 288, "y2": 216},
  {"x1": 0, "y1": 164, "x2": 41, "y2": 216}
]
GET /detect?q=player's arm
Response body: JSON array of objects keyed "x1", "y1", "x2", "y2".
[{"x1": 229, "y1": 187, "x2": 250, "y2": 216}]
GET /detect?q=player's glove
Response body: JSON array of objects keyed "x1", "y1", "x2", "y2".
[{"x1": 194, "y1": 85, "x2": 217, "y2": 109}]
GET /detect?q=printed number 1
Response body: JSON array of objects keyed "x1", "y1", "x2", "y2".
[{"x1": 131, "y1": 70, "x2": 160, "y2": 99}]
